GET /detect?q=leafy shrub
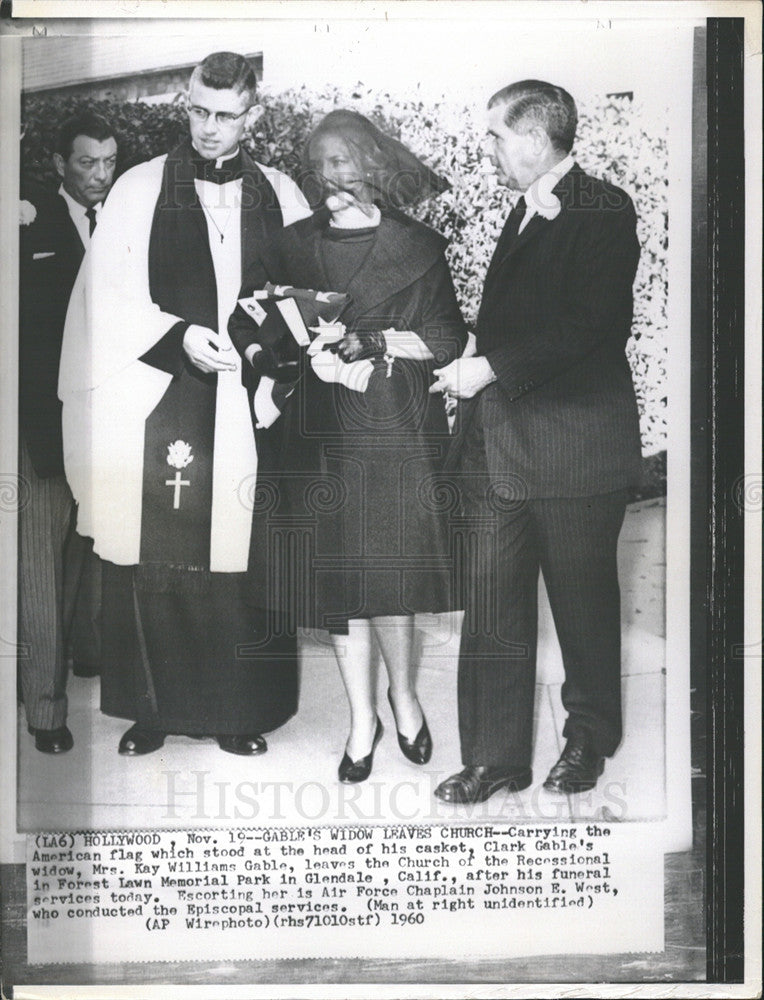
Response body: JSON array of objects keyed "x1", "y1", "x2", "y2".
[
  {"x1": 631, "y1": 450, "x2": 667, "y2": 501},
  {"x1": 21, "y1": 94, "x2": 189, "y2": 181},
  {"x1": 21, "y1": 83, "x2": 667, "y2": 457}
]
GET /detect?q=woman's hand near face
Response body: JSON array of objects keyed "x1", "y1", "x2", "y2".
[{"x1": 326, "y1": 190, "x2": 379, "y2": 228}]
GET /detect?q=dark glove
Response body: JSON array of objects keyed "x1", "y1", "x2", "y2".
[
  {"x1": 335, "y1": 330, "x2": 387, "y2": 363},
  {"x1": 250, "y1": 346, "x2": 301, "y2": 383}
]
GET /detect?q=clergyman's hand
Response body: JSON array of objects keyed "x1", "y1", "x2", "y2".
[
  {"x1": 429, "y1": 356, "x2": 497, "y2": 399},
  {"x1": 183, "y1": 325, "x2": 238, "y2": 374}
]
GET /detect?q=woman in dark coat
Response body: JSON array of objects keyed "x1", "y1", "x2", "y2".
[{"x1": 230, "y1": 110, "x2": 467, "y2": 782}]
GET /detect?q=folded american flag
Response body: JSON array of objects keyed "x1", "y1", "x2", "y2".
[
  {"x1": 235, "y1": 284, "x2": 352, "y2": 428},
  {"x1": 238, "y1": 283, "x2": 350, "y2": 347}
]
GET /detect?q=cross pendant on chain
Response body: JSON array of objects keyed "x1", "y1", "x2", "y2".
[{"x1": 199, "y1": 199, "x2": 232, "y2": 243}]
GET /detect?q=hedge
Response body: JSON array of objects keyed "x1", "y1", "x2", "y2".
[{"x1": 21, "y1": 84, "x2": 668, "y2": 459}]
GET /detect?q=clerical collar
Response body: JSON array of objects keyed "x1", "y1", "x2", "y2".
[
  {"x1": 524, "y1": 154, "x2": 575, "y2": 216},
  {"x1": 192, "y1": 145, "x2": 244, "y2": 184}
]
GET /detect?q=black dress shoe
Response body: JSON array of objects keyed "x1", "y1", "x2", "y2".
[
  {"x1": 217, "y1": 734, "x2": 267, "y2": 756},
  {"x1": 434, "y1": 765, "x2": 532, "y2": 804},
  {"x1": 387, "y1": 688, "x2": 432, "y2": 765},
  {"x1": 543, "y1": 733, "x2": 605, "y2": 794},
  {"x1": 118, "y1": 725, "x2": 166, "y2": 756},
  {"x1": 338, "y1": 717, "x2": 383, "y2": 784},
  {"x1": 28, "y1": 725, "x2": 74, "y2": 754}
]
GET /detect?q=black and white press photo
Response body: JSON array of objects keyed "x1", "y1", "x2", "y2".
[{"x1": 0, "y1": 1, "x2": 758, "y2": 993}]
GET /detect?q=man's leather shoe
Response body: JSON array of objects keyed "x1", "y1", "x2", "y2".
[
  {"x1": 118, "y1": 725, "x2": 166, "y2": 756},
  {"x1": 434, "y1": 765, "x2": 532, "y2": 804},
  {"x1": 217, "y1": 734, "x2": 267, "y2": 756},
  {"x1": 543, "y1": 733, "x2": 604, "y2": 794},
  {"x1": 28, "y1": 725, "x2": 73, "y2": 754}
]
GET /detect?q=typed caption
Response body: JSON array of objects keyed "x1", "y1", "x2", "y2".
[{"x1": 27, "y1": 823, "x2": 663, "y2": 962}]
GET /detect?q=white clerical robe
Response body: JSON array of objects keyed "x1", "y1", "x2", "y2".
[{"x1": 59, "y1": 153, "x2": 310, "y2": 571}]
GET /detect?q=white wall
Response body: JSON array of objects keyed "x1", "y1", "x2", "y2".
[
  {"x1": 260, "y1": 16, "x2": 687, "y2": 117},
  {"x1": 21, "y1": 15, "x2": 694, "y2": 119}
]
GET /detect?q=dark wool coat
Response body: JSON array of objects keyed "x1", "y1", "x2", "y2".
[{"x1": 231, "y1": 208, "x2": 467, "y2": 629}]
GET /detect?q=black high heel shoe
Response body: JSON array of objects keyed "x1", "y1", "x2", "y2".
[
  {"x1": 338, "y1": 717, "x2": 383, "y2": 783},
  {"x1": 387, "y1": 688, "x2": 432, "y2": 765}
]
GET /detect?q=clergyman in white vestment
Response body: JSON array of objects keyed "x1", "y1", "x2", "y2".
[{"x1": 59, "y1": 52, "x2": 311, "y2": 757}]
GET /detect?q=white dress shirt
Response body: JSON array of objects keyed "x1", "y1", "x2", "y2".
[{"x1": 58, "y1": 184, "x2": 101, "y2": 247}]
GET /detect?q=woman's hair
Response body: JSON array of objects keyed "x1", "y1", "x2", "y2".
[{"x1": 301, "y1": 109, "x2": 448, "y2": 210}]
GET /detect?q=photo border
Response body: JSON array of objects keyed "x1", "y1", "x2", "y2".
[{"x1": 0, "y1": 2, "x2": 760, "y2": 995}]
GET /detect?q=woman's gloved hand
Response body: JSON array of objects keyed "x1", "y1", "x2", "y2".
[
  {"x1": 335, "y1": 329, "x2": 387, "y2": 363},
  {"x1": 249, "y1": 345, "x2": 301, "y2": 383}
]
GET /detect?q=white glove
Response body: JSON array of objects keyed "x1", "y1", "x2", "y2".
[{"x1": 307, "y1": 323, "x2": 345, "y2": 356}]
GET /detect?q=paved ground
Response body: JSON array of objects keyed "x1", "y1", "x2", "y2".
[
  {"x1": 16, "y1": 499, "x2": 667, "y2": 830},
  {"x1": 4, "y1": 496, "x2": 706, "y2": 983}
]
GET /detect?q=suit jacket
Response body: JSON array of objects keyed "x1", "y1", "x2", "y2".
[
  {"x1": 454, "y1": 164, "x2": 643, "y2": 498},
  {"x1": 19, "y1": 182, "x2": 85, "y2": 478}
]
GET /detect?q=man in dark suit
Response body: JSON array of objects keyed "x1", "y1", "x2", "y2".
[
  {"x1": 430, "y1": 80, "x2": 642, "y2": 804},
  {"x1": 18, "y1": 112, "x2": 117, "y2": 753}
]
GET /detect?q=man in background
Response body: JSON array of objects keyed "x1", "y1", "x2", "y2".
[{"x1": 18, "y1": 111, "x2": 117, "y2": 753}]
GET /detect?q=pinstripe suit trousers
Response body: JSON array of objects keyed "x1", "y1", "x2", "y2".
[
  {"x1": 17, "y1": 440, "x2": 88, "y2": 730},
  {"x1": 457, "y1": 429, "x2": 628, "y2": 768}
]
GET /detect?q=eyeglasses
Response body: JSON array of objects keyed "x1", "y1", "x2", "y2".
[{"x1": 187, "y1": 105, "x2": 251, "y2": 126}]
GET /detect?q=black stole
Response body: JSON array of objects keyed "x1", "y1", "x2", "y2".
[
  {"x1": 139, "y1": 141, "x2": 284, "y2": 571},
  {"x1": 148, "y1": 139, "x2": 283, "y2": 328}
]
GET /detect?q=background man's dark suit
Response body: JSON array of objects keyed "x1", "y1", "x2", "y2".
[
  {"x1": 453, "y1": 164, "x2": 642, "y2": 770},
  {"x1": 19, "y1": 184, "x2": 84, "y2": 477},
  {"x1": 18, "y1": 182, "x2": 97, "y2": 733}
]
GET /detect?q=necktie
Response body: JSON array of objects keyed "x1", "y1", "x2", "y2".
[
  {"x1": 497, "y1": 196, "x2": 526, "y2": 252},
  {"x1": 482, "y1": 196, "x2": 526, "y2": 291},
  {"x1": 85, "y1": 206, "x2": 97, "y2": 236},
  {"x1": 515, "y1": 196, "x2": 534, "y2": 234}
]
